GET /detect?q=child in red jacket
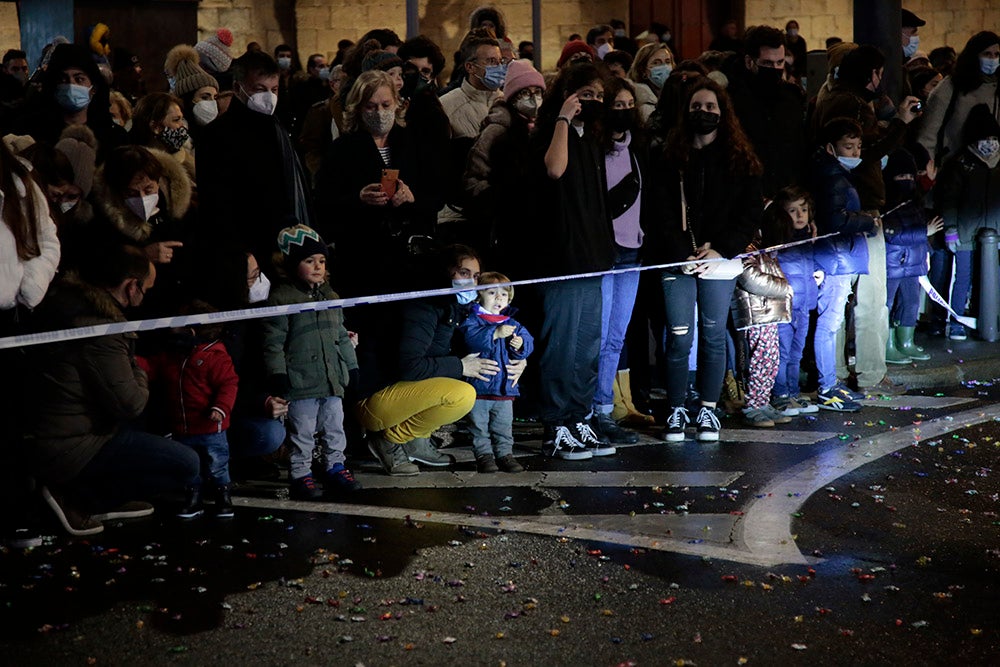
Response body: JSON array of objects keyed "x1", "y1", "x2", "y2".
[{"x1": 147, "y1": 302, "x2": 239, "y2": 519}]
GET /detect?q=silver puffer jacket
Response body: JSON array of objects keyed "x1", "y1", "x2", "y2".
[{"x1": 731, "y1": 244, "x2": 793, "y2": 331}]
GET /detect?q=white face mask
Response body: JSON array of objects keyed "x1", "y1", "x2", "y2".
[
  {"x1": 248, "y1": 272, "x2": 271, "y2": 303},
  {"x1": 241, "y1": 84, "x2": 278, "y2": 115},
  {"x1": 126, "y1": 193, "x2": 159, "y2": 221},
  {"x1": 277, "y1": 57, "x2": 292, "y2": 70},
  {"x1": 192, "y1": 99, "x2": 219, "y2": 125},
  {"x1": 596, "y1": 43, "x2": 612, "y2": 60},
  {"x1": 513, "y1": 93, "x2": 543, "y2": 118},
  {"x1": 59, "y1": 200, "x2": 78, "y2": 214}
]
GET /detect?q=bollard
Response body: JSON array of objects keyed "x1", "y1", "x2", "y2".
[{"x1": 977, "y1": 228, "x2": 999, "y2": 342}]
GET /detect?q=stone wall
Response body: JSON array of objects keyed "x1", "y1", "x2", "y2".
[
  {"x1": 295, "y1": 0, "x2": 628, "y2": 74},
  {"x1": 1, "y1": 4, "x2": 21, "y2": 52},
  {"x1": 744, "y1": 0, "x2": 1000, "y2": 56}
]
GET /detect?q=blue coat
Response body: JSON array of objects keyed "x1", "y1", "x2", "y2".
[
  {"x1": 776, "y1": 229, "x2": 818, "y2": 311},
  {"x1": 884, "y1": 204, "x2": 930, "y2": 280},
  {"x1": 459, "y1": 306, "x2": 534, "y2": 397},
  {"x1": 809, "y1": 148, "x2": 876, "y2": 276}
]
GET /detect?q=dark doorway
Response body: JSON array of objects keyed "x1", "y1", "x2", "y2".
[
  {"x1": 74, "y1": 0, "x2": 198, "y2": 93},
  {"x1": 629, "y1": 0, "x2": 744, "y2": 60}
]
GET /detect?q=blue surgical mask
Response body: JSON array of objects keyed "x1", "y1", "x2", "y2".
[
  {"x1": 903, "y1": 35, "x2": 919, "y2": 59},
  {"x1": 481, "y1": 64, "x2": 506, "y2": 91},
  {"x1": 54, "y1": 83, "x2": 92, "y2": 112},
  {"x1": 452, "y1": 278, "x2": 477, "y2": 304},
  {"x1": 880, "y1": 155, "x2": 889, "y2": 170},
  {"x1": 648, "y1": 63, "x2": 672, "y2": 89},
  {"x1": 837, "y1": 155, "x2": 863, "y2": 171},
  {"x1": 318, "y1": 67, "x2": 330, "y2": 80},
  {"x1": 167, "y1": 76, "x2": 176, "y2": 91},
  {"x1": 981, "y1": 56, "x2": 1000, "y2": 76},
  {"x1": 278, "y1": 56, "x2": 292, "y2": 70}
]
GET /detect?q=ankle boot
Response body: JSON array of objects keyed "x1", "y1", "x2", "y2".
[
  {"x1": 177, "y1": 486, "x2": 203, "y2": 519},
  {"x1": 611, "y1": 369, "x2": 656, "y2": 426},
  {"x1": 885, "y1": 326, "x2": 911, "y2": 364},
  {"x1": 214, "y1": 484, "x2": 235, "y2": 518},
  {"x1": 895, "y1": 326, "x2": 930, "y2": 360}
]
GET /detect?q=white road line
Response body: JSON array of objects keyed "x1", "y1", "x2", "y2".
[
  {"x1": 716, "y1": 430, "x2": 840, "y2": 445},
  {"x1": 351, "y1": 470, "x2": 744, "y2": 489},
  {"x1": 859, "y1": 395, "x2": 975, "y2": 409}
]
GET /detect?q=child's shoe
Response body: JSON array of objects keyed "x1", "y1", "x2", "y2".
[
  {"x1": 762, "y1": 404, "x2": 793, "y2": 424},
  {"x1": 790, "y1": 396, "x2": 819, "y2": 414},
  {"x1": 770, "y1": 395, "x2": 802, "y2": 417},
  {"x1": 290, "y1": 474, "x2": 323, "y2": 500},
  {"x1": 176, "y1": 486, "x2": 204, "y2": 519},
  {"x1": 214, "y1": 485, "x2": 235, "y2": 518},
  {"x1": 948, "y1": 323, "x2": 968, "y2": 341},
  {"x1": 496, "y1": 454, "x2": 524, "y2": 473},
  {"x1": 742, "y1": 407, "x2": 775, "y2": 428},
  {"x1": 324, "y1": 463, "x2": 362, "y2": 493},
  {"x1": 476, "y1": 454, "x2": 499, "y2": 473},
  {"x1": 816, "y1": 385, "x2": 862, "y2": 412}
]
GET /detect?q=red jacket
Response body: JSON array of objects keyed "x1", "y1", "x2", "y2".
[{"x1": 146, "y1": 341, "x2": 239, "y2": 435}]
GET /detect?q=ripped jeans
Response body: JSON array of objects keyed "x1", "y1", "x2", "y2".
[{"x1": 660, "y1": 271, "x2": 737, "y2": 408}]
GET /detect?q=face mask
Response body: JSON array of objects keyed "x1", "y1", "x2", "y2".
[
  {"x1": 481, "y1": 64, "x2": 506, "y2": 90},
  {"x1": 662, "y1": 32, "x2": 672, "y2": 42},
  {"x1": 54, "y1": 83, "x2": 92, "y2": 112},
  {"x1": 608, "y1": 108, "x2": 636, "y2": 133},
  {"x1": 754, "y1": 65, "x2": 783, "y2": 86},
  {"x1": 277, "y1": 57, "x2": 292, "y2": 70},
  {"x1": 687, "y1": 109, "x2": 720, "y2": 135},
  {"x1": 577, "y1": 99, "x2": 605, "y2": 124},
  {"x1": 837, "y1": 155, "x2": 863, "y2": 170},
  {"x1": 513, "y1": 93, "x2": 543, "y2": 119},
  {"x1": 648, "y1": 64, "x2": 672, "y2": 88},
  {"x1": 402, "y1": 71, "x2": 434, "y2": 99},
  {"x1": 362, "y1": 107, "x2": 396, "y2": 136},
  {"x1": 158, "y1": 125, "x2": 189, "y2": 152},
  {"x1": 614, "y1": 29, "x2": 626, "y2": 38},
  {"x1": 981, "y1": 57, "x2": 1000, "y2": 76},
  {"x1": 192, "y1": 99, "x2": 219, "y2": 125},
  {"x1": 59, "y1": 200, "x2": 78, "y2": 214},
  {"x1": 452, "y1": 278, "x2": 477, "y2": 304},
  {"x1": 597, "y1": 43, "x2": 612, "y2": 60},
  {"x1": 248, "y1": 272, "x2": 271, "y2": 303},
  {"x1": 125, "y1": 193, "x2": 159, "y2": 221},
  {"x1": 903, "y1": 35, "x2": 919, "y2": 58},
  {"x1": 880, "y1": 155, "x2": 889, "y2": 170},
  {"x1": 975, "y1": 137, "x2": 1000, "y2": 158},
  {"x1": 167, "y1": 76, "x2": 176, "y2": 92},
  {"x1": 318, "y1": 67, "x2": 330, "y2": 81},
  {"x1": 244, "y1": 86, "x2": 278, "y2": 115},
  {"x1": 787, "y1": 28, "x2": 799, "y2": 38}
]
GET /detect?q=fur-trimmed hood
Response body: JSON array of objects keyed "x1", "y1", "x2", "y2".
[
  {"x1": 91, "y1": 147, "x2": 192, "y2": 242},
  {"x1": 38, "y1": 270, "x2": 127, "y2": 330}
]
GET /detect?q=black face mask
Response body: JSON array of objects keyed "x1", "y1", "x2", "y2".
[
  {"x1": 687, "y1": 109, "x2": 720, "y2": 135},
  {"x1": 401, "y1": 71, "x2": 434, "y2": 99},
  {"x1": 577, "y1": 99, "x2": 605, "y2": 124},
  {"x1": 754, "y1": 65, "x2": 783, "y2": 87},
  {"x1": 607, "y1": 108, "x2": 636, "y2": 133}
]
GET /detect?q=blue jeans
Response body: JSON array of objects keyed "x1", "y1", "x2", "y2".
[
  {"x1": 886, "y1": 276, "x2": 921, "y2": 327},
  {"x1": 775, "y1": 306, "x2": 810, "y2": 397},
  {"x1": 175, "y1": 431, "x2": 231, "y2": 487},
  {"x1": 70, "y1": 428, "x2": 200, "y2": 512},
  {"x1": 229, "y1": 417, "x2": 285, "y2": 459},
  {"x1": 660, "y1": 272, "x2": 736, "y2": 407},
  {"x1": 949, "y1": 250, "x2": 973, "y2": 320},
  {"x1": 287, "y1": 396, "x2": 347, "y2": 479},
  {"x1": 468, "y1": 399, "x2": 515, "y2": 458},
  {"x1": 595, "y1": 250, "x2": 641, "y2": 411},
  {"x1": 815, "y1": 274, "x2": 854, "y2": 391}
]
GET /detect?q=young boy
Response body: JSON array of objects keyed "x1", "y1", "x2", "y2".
[
  {"x1": 810, "y1": 117, "x2": 879, "y2": 412},
  {"x1": 261, "y1": 223, "x2": 361, "y2": 499},
  {"x1": 459, "y1": 272, "x2": 534, "y2": 473}
]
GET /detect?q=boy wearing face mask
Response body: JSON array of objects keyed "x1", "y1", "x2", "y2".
[{"x1": 440, "y1": 32, "x2": 505, "y2": 139}]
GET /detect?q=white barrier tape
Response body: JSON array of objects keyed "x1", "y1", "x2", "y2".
[
  {"x1": 0, "y1": 232, "x2": 838, "y2": 350},
  {"x1": 918, "y1": 275, "x2": 976, "y2": 329}
]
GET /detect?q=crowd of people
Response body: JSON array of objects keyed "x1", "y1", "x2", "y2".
[{"x1": 1, "y1": 7, "x2": 998, "y2": 537}]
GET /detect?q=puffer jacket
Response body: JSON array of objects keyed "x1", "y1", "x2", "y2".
[
  {"x1": 458, "y1": 305, "x2": 534, "y2": 397},
  {"x1": 883, "y1": 150, "x2": 931, "y2": 280},
  {"x1": 731, "y1": 243, "x2": 793, "y2": 330},
  {"x1": 0, "y1": 174, "x2": 59, "y2": 310},
  {"x1": 775, "y1": 227, "x2": 818, "y2": 312},
  {"x1": 146, "y1": 340, "x2": 240, "y2": 435},
  {"x1": 809, "y1": 147, "x2": 876, "y2": 276},
  {"x1": 27, "y1": 273, "x2": 148, "y2": 484},
  {"x1": 261, "y1": 280, "x2": 359, "y2": 401},
  {"x1": 933, "y1": 148, "x2": 1000, "y2": 252}
]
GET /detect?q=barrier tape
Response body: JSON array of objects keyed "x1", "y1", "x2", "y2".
[
  {"x1": 918, "y1": 276, "x2": 976, "y2": 329},
  {"x1": 0, "y1": 232, "x2": 839, "y2": 350}
]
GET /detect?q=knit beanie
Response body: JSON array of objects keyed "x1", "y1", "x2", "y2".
[
  {"x1": 503, "y1": 59, "x2": 544, "y2": 100},
  {"x1": 361, "y1": 50, "x2": 403, "y2": 73},
  {"x1": 277, "y1": 223, "x2": 328, "y2": 267},
  {"x1": 963, "y1": 103, "x2": 1000, "y2": 144},
  {"x1": 557, "y1": 40, "x2": 596, "y2": 68},
  {"x1": 194, "y1": 28, "x2": 234, "y2": 74},
  {"x1": 166, "y1": 44, "x2": 219, "y2": 96},
  {"x1": 55, "y1": 125, "x2": 98, "y2": 197}
]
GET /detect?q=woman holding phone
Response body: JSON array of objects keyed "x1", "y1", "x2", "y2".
[{"x1": 316, "y1": 70, "x2": 443, "y2": 297}]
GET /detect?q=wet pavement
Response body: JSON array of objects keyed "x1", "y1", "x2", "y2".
[{"x1": 3, "y1": 335, "x2": 1000, "y2": 665}]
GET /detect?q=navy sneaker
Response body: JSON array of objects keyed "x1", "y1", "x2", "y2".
[
  {"x1": 324, "y1": 464, "x2": 362, "y2": 493},
  {"x1": 816, "y1": 386, "x2": 862, "y2": 412}
]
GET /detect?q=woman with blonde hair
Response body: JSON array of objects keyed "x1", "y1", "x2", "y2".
[{"x1": 628, "y1": 42, "x2": 675, "y2": 123}]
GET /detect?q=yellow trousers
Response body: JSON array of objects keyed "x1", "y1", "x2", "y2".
[{"x1": 357, "y1": 378, "x2": 476, "y2": 444}]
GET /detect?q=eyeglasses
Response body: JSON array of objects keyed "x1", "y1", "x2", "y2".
[{"x1": 472, "y1": 57, "x2": 502, "y2": 67}]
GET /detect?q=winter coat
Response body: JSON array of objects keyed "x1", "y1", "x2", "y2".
[
  {"x1": 917, "y1": 75, "x2": 1000, "y2": 162},
  {"x1": 731, "y1": 244, "x2": 792, "y2": 330},
  {"x1": 644, "y1": 139, "x2": 762, "y2": 265},
  {"x1": 260, "y1": 280, "x2": 359, "y2": 401},
  {"x1": 0, "y1": 174, "x2": 60, "y2": 310},
  {"x1": 775, "y1": 227, "x2": 818, "y2": 312},
  {"x1": 146, "y1": 340, "x2": 239, "y2": 436},
  {"x1": 439, "y1": 79, "x2": 503, "y2": 139},
  {"x1": 27, "y1": 273, "x2": 148, "y2": 484},
  {"x1": 809, "y1": 148, "x2": 875, "y2": 276},
  {"x1": 882, "y1": 149, "x2": 930, "y2": 279},
  {"x1": 459, "y1": 305, "x2": 534, "y2": 397},
  {"x1": 933, "y1": 148, "x2": 1000, "y2": 252},
  {"x1": 633, "y1": 81, "x2": 658, "y2": 125},
  {"x1": 397, "y1": 298, "x2": 466, "y2": 383},
  {"x1": 298, "y1": 96, "x2": 343, "y2": 178}
]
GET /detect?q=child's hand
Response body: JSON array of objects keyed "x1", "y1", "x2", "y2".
[
  {"x1": 509, "y1": 334, "x2": 523, "y2": 351},
  {"x1": 348, "y1": 330, "x2": 359, "y2": 348},
  {"x1": 208, "y1": 408, "x2": 224, "y2": 423},
  {"x1": 495, "y1": 324, "x2": 515, "y2": 339},
  {"x1": 926, "y1": 216, "x2": 944, "y2": 236}
]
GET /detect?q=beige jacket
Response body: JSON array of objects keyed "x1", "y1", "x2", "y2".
[{"x1": 440, "y1": 79, "x2": 502, "y2": 139}]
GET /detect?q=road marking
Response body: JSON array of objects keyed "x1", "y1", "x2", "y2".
[
  {"x1": 350, "y1": 470, "x2": 744, "y2": 490},
  {"x1": 716, "y1": 430, "x2": 840, "y2": 445},
  {"x1": 859, "y1": 395, "x2": 975, "y2": 409}
]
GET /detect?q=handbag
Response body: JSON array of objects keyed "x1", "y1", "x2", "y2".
[{"x1": 679, "y1": 175, "x2": 743, "y2": 280}]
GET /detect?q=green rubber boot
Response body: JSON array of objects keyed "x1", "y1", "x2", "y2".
[
  {"x1": 895, "y1": 326, "x2": 930, "y2": 361},
  {"x1": 885, "y1": 326, "x2": 911, "y2": 364}
]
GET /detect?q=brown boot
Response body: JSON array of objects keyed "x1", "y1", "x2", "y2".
[{"x1": 611, "y1": 369, "x2": 656, "y2": 427}]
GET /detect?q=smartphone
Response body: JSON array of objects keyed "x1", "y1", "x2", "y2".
[{"x1": 380, "y1": 168, "x2": 399, "y2": 197}]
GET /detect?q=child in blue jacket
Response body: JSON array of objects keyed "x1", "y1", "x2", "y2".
[{"x1": 459, "y1": 272, "x2": 534, "y2": 473}]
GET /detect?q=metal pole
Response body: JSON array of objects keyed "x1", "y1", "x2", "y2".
[
  {"x1": 977, "y1": 228, "x2": 999, "y2": 342},
  {"x1": 532, "y1": 0, "x2": 542, "y2": 70},
  {"x1": 406, "y1": 0, "x2": 419, "y2": 39}
]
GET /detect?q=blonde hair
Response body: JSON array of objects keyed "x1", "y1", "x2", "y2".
[
  {"x1": 109, "y1": 90, "x2": 133, "y2": 124},
  {"x1": 628, "y1": 42, "x2": 674, "y2": 83},
  {"x1": 343, "y1": 70, "x2": 403, "y2": 133},
  {"x1": 477, "y1": 271, "x2": 514, "y2": 304}
]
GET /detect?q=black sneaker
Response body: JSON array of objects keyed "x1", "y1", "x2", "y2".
[
  {"x1": 324, "y1": 464, "x2": 362, "y2": 494},
  {"x1": 289, "y1": 474, "x2": 324, "y2": 501},
  {"x1": 663, "y1": 406, "x2": 690, "y2": 442},
  {"x1": 543, "y1": 425, "x2": 593, "y2": 460},
  {"x1": 694, "y1": 406, "x2": 721, "y2": 442},
  {"x1": 571, "y1": 421, "x2": 616, "y2": 456},
  {"x1": 213, "y1": 485, "x2": 235, "y2": 518},
  {"x1": 176, "y1": 486, "x2": 204, "y2": 519},
  {"x1": 591, "y1": 413, "x2": 639, "y2": 445}
]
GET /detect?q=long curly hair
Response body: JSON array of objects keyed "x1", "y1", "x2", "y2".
[
  {"x1": 536, "y1": 62, "x2": 608, "y2": 144},
  {"x1": 663, "y1": 76, "x2": 762, "y2": 176}
]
